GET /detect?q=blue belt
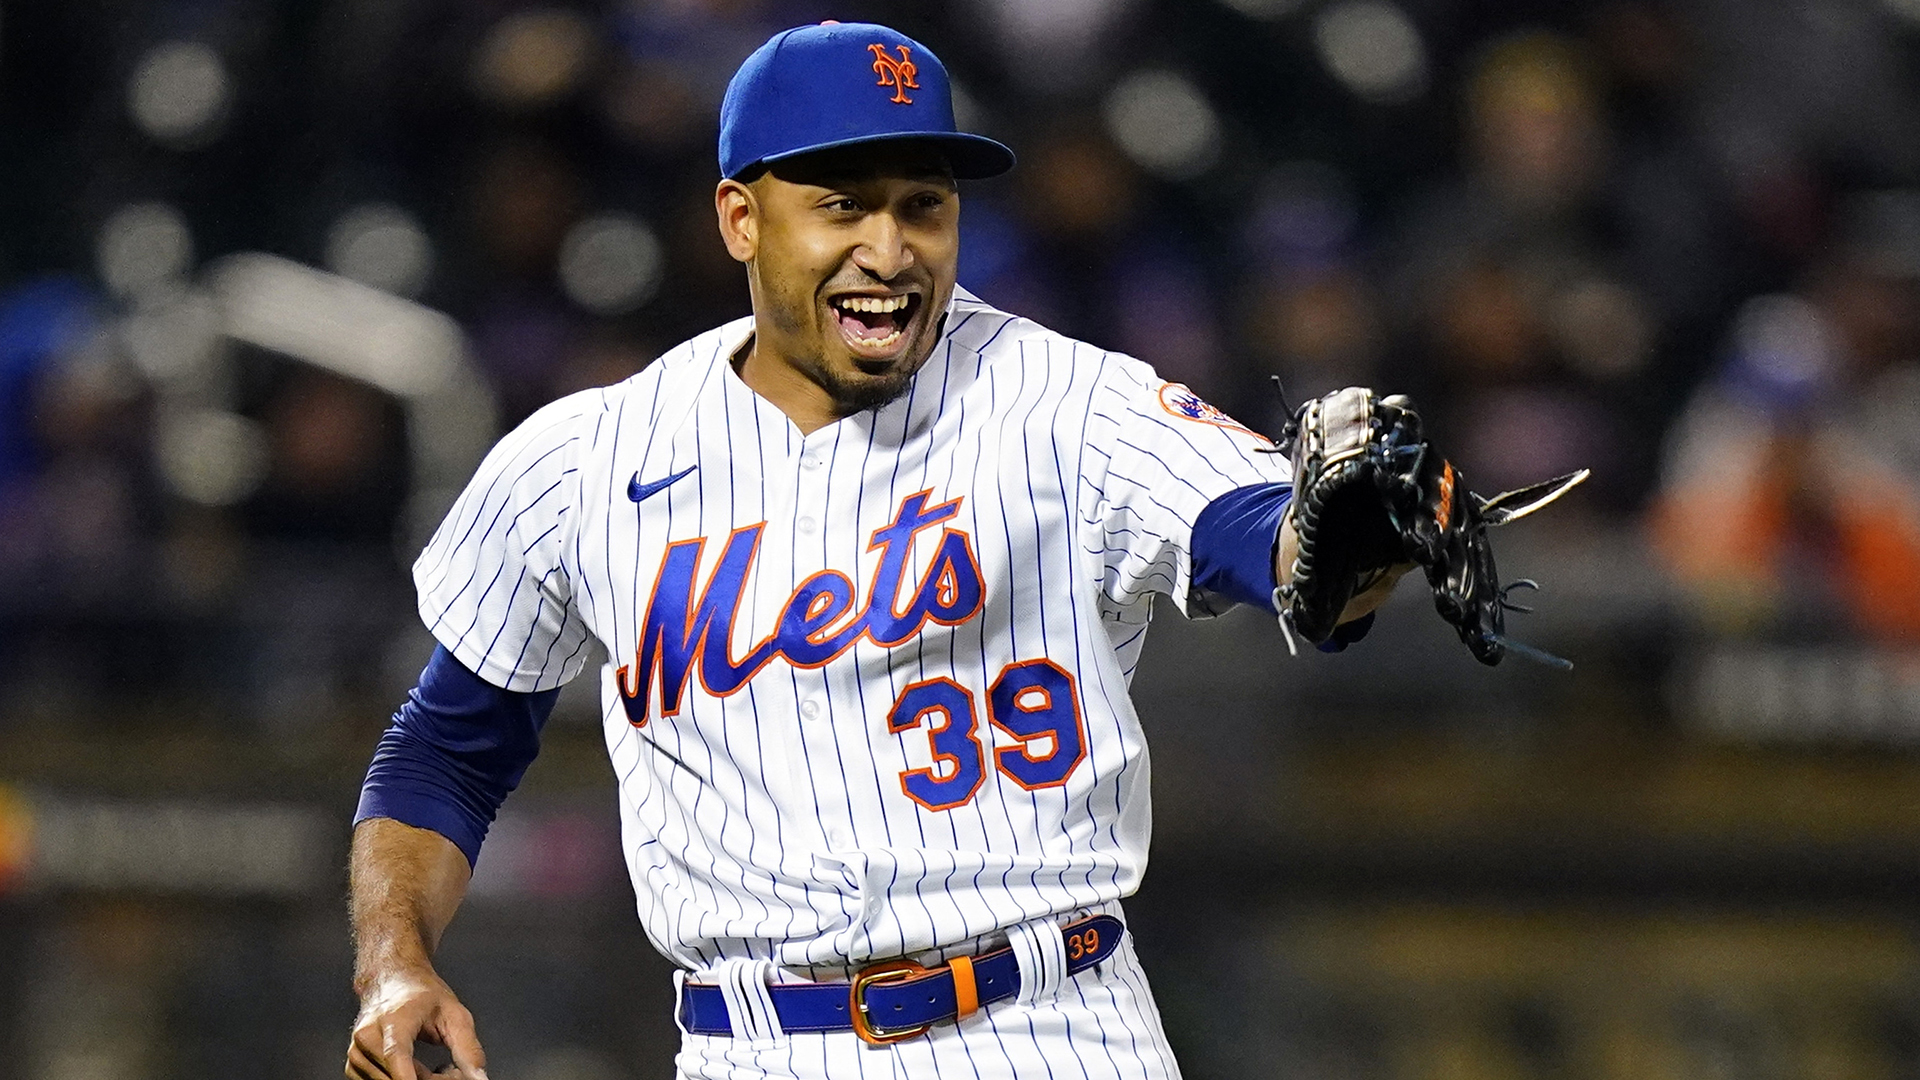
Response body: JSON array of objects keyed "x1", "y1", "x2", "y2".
[{"x1": 678, "y1": 914, "x2": 1126, "y2": 1045}]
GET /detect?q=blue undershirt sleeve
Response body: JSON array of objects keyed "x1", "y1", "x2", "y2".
[
  {"x1": 1190, "y1": 482, "x2": 1376, "y2": 651},
  {"x1": 1190, "y1": 483, "x2": 1292, "y2": 613},
  {"x1": 354, "y1": 645, "x2": 559, "y2": 867}
]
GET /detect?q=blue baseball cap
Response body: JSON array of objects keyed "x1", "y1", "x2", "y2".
[{"x1": 718, "y1": 21, "x2": 1015, "y2": 181}]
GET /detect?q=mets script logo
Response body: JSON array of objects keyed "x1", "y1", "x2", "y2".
[
  {"x1": 1158, "y1": 382, "x2": 1267, "y2": 440},
  {"x1": 617, "y1": 490, "x2": 983, "y2": 727},
  {"x1": 869, "y1": 44, "x2": 919, "y2": 104}
]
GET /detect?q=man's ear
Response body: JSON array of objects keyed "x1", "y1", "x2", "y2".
[{"x1": 715, "y1": 179, "x2": 757, "y2": 264}]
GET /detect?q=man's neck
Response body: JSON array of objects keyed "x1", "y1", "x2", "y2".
[{"x1": 732, "y1": 332, "x2": 840, "y2": 436}]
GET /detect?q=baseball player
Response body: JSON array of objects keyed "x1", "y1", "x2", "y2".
[{"x1": 347, "y1": 21, "x2": 1417, "y2": 1080}]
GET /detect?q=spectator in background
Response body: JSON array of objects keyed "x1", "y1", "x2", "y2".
[
  {"x1": 1384, "y1": 30, "x2": 1711, "y2": 513},
  {"x1": 1235, "y1": 162, "x2": 1383, "y2": 433},
  {"x1": 1650, "y1": 192, "x2": 1920, "y2": 643},
  {"x1": 0, "y1": 278, "x2": 149, "y2": 594},
  {"x1": 987, "y1": 115, "x2": 1237, "y2": 408}
]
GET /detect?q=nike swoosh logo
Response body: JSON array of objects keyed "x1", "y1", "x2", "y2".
[{"x1": 627, "y1": 465, "x2": 697, "y2": 503}]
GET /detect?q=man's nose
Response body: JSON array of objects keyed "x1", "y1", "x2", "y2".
[{"x1": 850, "y1": 213, "x2": 915, "y2": 280}]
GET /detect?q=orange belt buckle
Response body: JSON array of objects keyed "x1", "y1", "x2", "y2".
[{"x1": 850, "y1": 958, "x2": 935, "y2": 1045}]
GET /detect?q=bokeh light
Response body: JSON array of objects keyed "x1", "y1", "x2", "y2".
[
  {"x1": 472, "y1": 8, "x2": 598, "y2": 109},
  {"x1": 96, "y1": 202, "x2": 193, "y2": 300},
  {"x1": 154, "y1": 406, "x2": 271, "y2": 507},
  {"x1": 127, "y1": 41, "x2": 230, "y2": 146},
  {"x1": 1102, "y1": 70, "x2": 1222, "y2": 181},
  {"x1": 121, "y1": 289, "x2": 222, "y2": 386},
  {"x1": 557, "y1": 213, "x2": 663, "y2": 315},
  {"x1": 1313, "y1": 0, "x2": 1429, "y2": 104},
  {"x1": 325, "y1": 204, "x2": 434, "y2": 298}
]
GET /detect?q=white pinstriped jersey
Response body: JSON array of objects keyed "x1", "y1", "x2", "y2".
[{"x1": 415, "y1": 287, "x2": 1289, "y2": 977}]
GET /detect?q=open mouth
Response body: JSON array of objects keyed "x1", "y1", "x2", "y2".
[{"x1": 829, "y1": 293, "x2": 922, "y2": 359}]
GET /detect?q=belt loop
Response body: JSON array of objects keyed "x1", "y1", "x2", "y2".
[
  {"x1": 713, "y1": 957, "x2": 786, "y2": 1046},
  {"x1": 1008, "y1": 917, "x2": 1067, "y2": 1006},
  {"x1": 672, "y1": 969, "x2": 692, "y2": 1037},
  {"x1": 949, "y1": 954, "x2": 979, "y2": 1020}
]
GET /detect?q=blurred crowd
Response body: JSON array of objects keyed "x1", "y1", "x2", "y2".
[
  {"x1": 8, "y1": 4, "x2": 1920, "y2": 1078},
  {"x1": 4, "y1": 0, "x2": 1920, "y2": 727}
]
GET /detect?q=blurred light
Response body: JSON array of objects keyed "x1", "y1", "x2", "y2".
[
  {"x1": 1312, "y1": 0, "x2": 1429, "y2": 104},
  {"x1": 473, "y1": 8, "x2": 597, "y2": 108},
  {"x1": 0, "y1": 785, "x2": 30, "y2": 895},
  {"x1": 1102, "y1": 70, "x2": 1222, "y2": 181},
  {"x1": 96, "y1": 202, "x2": 193, "y2": 300},
  {"x1": 1881, "y1": 0, "x2": 1920, "y2": 25},
  {"x1": 1216, "y1": 0, "x2": 1307, "y2": 19},
  {"x1": 558, "y1": 213, "x2": 663, "y2": 315},
  {"x1": 979, "y1": 0, "x2": 1131, "y2": 92},
  {"x1": 155, "y1": 407, "x2": 269, "y2": 507},
  {"x1": 127, "y1": 41, "x2": 230, "y2": 146},
  {"x1": 1730, "y1": 294, "x2": 1835, "y2": 396},
  {"x1": 211, "y1": 253, "x2": 466, "y2": 399},
  {"x1": 1550, "y1": 278, "x2": 1653, "y2": 380},
  {"x1": 1687, "y1": 645, "x2": 1920, "y2": 745},
  {"x1": 25, "y1": 797, "x2": 329, "y2": 895},
  {"x1": 325, "y1": 203, "x2": 434, "y2": 298},
  {"x1": 121, "y1": 289, "x2": 223, "y2": 386}
]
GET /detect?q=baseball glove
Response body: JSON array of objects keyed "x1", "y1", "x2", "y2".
[{"x1": 1273, "y1": 386, "x2": 1588, "y2": 667}]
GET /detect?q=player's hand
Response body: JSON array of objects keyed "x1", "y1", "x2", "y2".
[
  {"x1": 1276, "y1": 518, "x2": 1412, "y2": 625},
  {"x1": 1342, "y1": 561, "x2": 1414, "y2": 622},
  {"x1": 346, "y1": 967, "x2": 489, "y2": 1080}
]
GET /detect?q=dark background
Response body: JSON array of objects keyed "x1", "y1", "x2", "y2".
[{"x1": 4, "y1": 0, "x2": 1920, "y2": 1077}]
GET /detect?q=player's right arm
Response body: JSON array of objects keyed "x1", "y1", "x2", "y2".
[
  {"x1": 347, "y1": 645, "x2": 557, "y2": 1079},
  {"x1": 347, "y1": 390, "x2": 600, "y2": 1079},
  {"x1": 347, "y1": 818, "x2": 488, "y2": 1080}
]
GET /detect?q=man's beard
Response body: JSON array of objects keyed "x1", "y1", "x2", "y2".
[
  {"x1": 812, "y1": 361, "x2": 918, "y2": 414},
  {"x1": 799, "y1": 321, "x2": 943, "y2": 415}
]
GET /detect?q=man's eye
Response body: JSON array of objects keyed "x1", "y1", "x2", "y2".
[{"x1": 825, "y1": 198, "x2": 860, "y2": 212}]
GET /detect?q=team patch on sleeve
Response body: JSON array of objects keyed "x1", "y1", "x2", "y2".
[{"x1": 1157, "y1": 383, "x2": 1269, "y2": 441}]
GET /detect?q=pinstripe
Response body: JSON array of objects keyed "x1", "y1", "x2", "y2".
[
  {"x1": 411, "y1": 298, "x2": 1277, "y2": 1078},
  {"x1": 1014, "y1": 340, "x2": 1057, "y2": 912},
  {"x1": 1111, "y1": 438, "x2": 1221, "y2": 498},
  {"x1": 1057, "y1": 344, "x2": 1124, "y2": 898},
  {"x1": 717, "y1": 361, "x2": 779, "y2": 942},
  {"x1": 425, "y1": 436, "x2": 577, "y2": 614}
]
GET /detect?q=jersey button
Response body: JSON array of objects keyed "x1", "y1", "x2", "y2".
[
  {"x1": 800, "y1": 699, "x2": 823, "y2": 722},
  {"x1": 801, "y1": 455, "x2": 822, "y2": 470},
  {"x1": 797, "y1": 516, "x2": 818, "y2": 535}
]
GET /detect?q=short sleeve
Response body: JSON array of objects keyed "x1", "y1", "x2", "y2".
[
  {"x1": 1081, "y1": 360, "x2": 1292, "y2": 617},
  {"x1": 412, "y1": 391, "x2": 601, "y2": 692}
]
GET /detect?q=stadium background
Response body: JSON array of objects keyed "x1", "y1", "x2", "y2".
[{"x1": 4, "y1": 0, "x2": 1920, "y2": 1076}]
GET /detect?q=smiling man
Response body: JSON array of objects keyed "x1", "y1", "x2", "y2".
[
  {"x1": 346, "y1": 21, "x2": 1401, "y2": 1080},
  {"x1": 722, "y1": 145, "x2": 961, "y2": 427}
]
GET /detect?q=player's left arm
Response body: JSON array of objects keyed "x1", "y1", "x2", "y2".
[
  {"x1": 1184, "y1": 480, "x2": 1405, "y2": 639},
  {"x1": 1082, "y1": 365, "x2": 1394, "y2": 629}
]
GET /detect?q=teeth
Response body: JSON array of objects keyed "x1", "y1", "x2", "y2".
[
  {"x1": 851, "y1": 327, "x2": 903, "y2": 349},
  {"x1": 837, "y1": 295, "x2": 910, "y2": 313}
]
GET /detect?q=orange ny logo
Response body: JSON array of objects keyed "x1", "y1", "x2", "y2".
[{"x1": 868, "y1": 44, "x2": 918, "y2": 104}]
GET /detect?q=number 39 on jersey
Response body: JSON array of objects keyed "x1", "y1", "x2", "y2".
[{"x1": 615, "y1": 487, "x2": 1089, "y2": 812}]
